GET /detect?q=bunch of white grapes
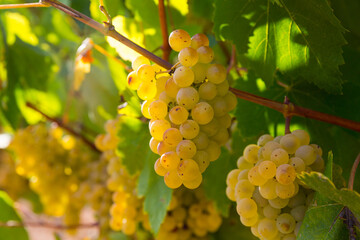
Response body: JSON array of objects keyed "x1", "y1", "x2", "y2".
[
  {"x1": 226, "y1": 129, "x2": 324, "y2": 240},
  {"x1": 127, "y1": 29, "x2": 237, "y2": 189}
]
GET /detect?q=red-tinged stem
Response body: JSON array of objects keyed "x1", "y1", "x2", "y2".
[
  {"x1": 348, "y1": 153, "x2": 360, "y2": 190},
  {"x1": 0, "y1": 2, "x2": 48, "y2": 9},
  {"x1": 26, "y1": 102, "x2": 100, "y2": 153},
  {"x1": 158, "y1": 0, "x2": 171, "y2": 61},
  {"x1": 0, "y1": 220, "x2": 98, "y2": 229},
  {"x1": 284, "y1": 96, "x2": 292, "y2": 134}
]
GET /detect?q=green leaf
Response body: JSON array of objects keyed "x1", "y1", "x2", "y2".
[
  {"x1": 213, "y1": 0, "x2": 346, "y2": 93},
  {"x1": 0, "y1": 191, "x2": 29, "y2": 240},
  {"x1": 315, "y1": 151, "x2": 334, "y2": 205},
  {"x1": 117, "y1": 116, "x2": 151, "y2": 175},
  {"x1": 298, "y1": 203, "x2": 348, "y2": 240},
  {"x1": 298, "y1": 172, "x2": 360, "y2": 219},
  {"x1": 138, "y1": 154, "x2": 172, "y2": 234}
]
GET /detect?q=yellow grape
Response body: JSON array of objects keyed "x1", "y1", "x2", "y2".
[
  {"x1": 164, "y1": 170, "x2": 183, "y2": 189},
  {"x1": 291, "y1": 129, "x2": 310, "y2": 146},
  {"x1": 192, "y1": 131, "x2": 209, "y2": 150},
  {"x1": 183, "y1": 174, "x2": 202, "y2": 189},
  {"x1": 163, "y1": 128, "x2": 183, "y2": 147},
  {"x1": 236, "y1": 198, "x2": 257, "y2": 218},
  {"x1": 178, "y1": 47, "x2": 199, "y2": 67},
  {"x1": 206, "y1": 64, "x2": 226, "y2": 84},
  {"x1": 248, "y1": 166, "x2": 267, "y2": 186},
  {"x1": 179, "y1": 120, "x2": 200, "y2": 139},
  {"x1": 191, "y1": 33, "x2": 209, "y2": 49},
  {"x1": 169, "y1": 106, "x2": 189, "y2": 125},
  {"x1": 150, "y1": 119, "x2": 171, "y2": 141},
  {"x1": 157, "y1": 141, "x2": 176, "y2": 156},
  {"x1": 154, "y1": 158, "x2": 167, "y2": 176},
  {"x1": 243, "y1": 144, "x2": 260, "y2": 164},
  {"x1": 160, "y1": 151, "x2": 181, "y2": 170},
  {"x1": 258, "y1": 160, "x2": 277, "y2": 179},
  {"x1": 165, "y1": 77, "x2": 180, "y2": 98},
  {"x1": 132, "y1": 55, "x2": 150, "y2": 70},
  {"x1": 191, "y1": 102, "x2": 214, "y2": 125},
  {"x1": 176, "y1": 140, "x2": 197, "y2": 159},
  {"x1": 127, "y1": 71, "x2": 141, "y2": 90},
  {"x1": 148, "y1": 100, "x2": 168, "y2": 119},
  {"x1": 173, "y1": 66, "x2": 195, "y2": 87},
  {"x1": 137, "y1": 81, "x2": 157, "y2": 100},
  {"x1": 276, "y1": 164, "x2": 296, "y2": 185},
  {"x1": 137, "y1": 64, "x2": 155, "y2": 82},
  {"x1": 280, "y1": 134, "x2": 301, "y2": 154},
  {"x1": 197, "y1": 46, "x2": 214, "y2": 63},
  {"x1": 226, "y1": 169, "x2": 241, "y2": 188},
  {"x1": 177, "y1": 159, "x2": 201, "y2": 181},
  {"x1": 168, "y1": 29, "x2": 191, "y2": 52}
]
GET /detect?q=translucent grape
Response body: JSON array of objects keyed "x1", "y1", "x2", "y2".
[
  {"x1": 310, "y1": 155, "x2": 325, "y2": 172},
  {"x1": 164, "y1": 170, "x2": 183, "y2": 189},
  {"x1": 193, "y1": 151, "x2": 210, "y2": 173},
  {"x1": 168, "y1": 29, "x2": 191, "y2": 52},
  {"x1": 176, "y1": 87, "x2": 199, "y2": 110},
  {"x1": 263, "y1": 204, "x2": 281, "y2": 219},
  {"x1": 169, "y1": 106, "x2": 189, "y2": 125},
  {"x1": 173, "y1": 66, "x2": 195, "y2": 87},
  {"x1": 276, "y1": 164, "x2": 296, "y2": 185},
  {"x1": 271, "y1": 148, "x2": 289, "y2": 166},
  {"x1": 295, "y1": 145, "x2": 317, "y2": 165},
  {"x1": 191, "y1": 63, "x2": 208, "y2": 83},
  {"x1": 310, "y1": 144, "x2": 323, "y2": 156},
  {"x1": 156, "y1": 76, "x2": 169, "y2": 93},
  {"x1": 178, "y1": 47, "x2": 199, "y2": 67},
  {"x1": 197, "y1": 46, "x2": 214, "y2": 63},
  {"x1": 259, "y1": 178, "x2": 277, "y2": 200},
  {"x1": 248, "y1": 166, "x2": 267, "y2": 186},
  {"x1": 261, "y1": 141, "x2": 281, "y2": 159},
  {"x1": 211, "y1": 127, "x2": 229, "y2": 146},
  {"x1": 252, "y1": 188, "x2": 268, "y2": 208},
  {"x1": 127, "y1": 71, "x2": 141, "y2": 90},
  {"x1": 240, "y1": 214, "x2": 258, "y2": 227},
  {"x1": 257, "y1": 218, "x2": 278, "y2": 239},
  {"x1": 291, "y1": 129, "x2": 310, "y2": 146},
  {"x1": 211, "y1": 96, "x2": 228, "y2": 117},
  {"x1": 199, "y1": 82, "x2": 217, "y2": 100},
  {"x1": 163, "y1": 128, "x2": 183, "y2": 146},
  {"x1": 268, "y1": 197, "x2": 289, "y2": 209},
  {"x1": 224, "y1": 92, "x2": 237, "y2": 111},
  {"x1": 157, "y1": 141, "x2": 176, "y2": 156},
  {"x1": 148, "y1": 100, "x2": 168, "y2": 119},
  {"x1": 276, "y1": 182, "x2": 295, "y2": 199},
  {"x1": 237, "y1": 156, "x2": 253, "y2": 170},
  {"x1": 206, "y1": 141, "x2": 221, "y2": 162},
  {"x1": 160, "y1": 151, "x2": 181, "y2": 170},
  {"x1": 289, "y1": 157, "x2": 306, "y2": 173},
  {"x1": 226, "y1": 186, "x2": 236, "y2": 201},
  {"x1": 280, "y1": 134, "x2": 301, "y2": 154},
  {"x1": 217, "y1": 113, "x2": 232, "y2": 128},
  {"x1": 154, "y1": 158, "x2": 167, "y2": 176},
  {"x1": 276, "y1": 213, "x2": 296, "y2": 234},
  {"x1": 180, "y1": 120, "x2": 200, "y2": 139},
  {"x1": 290, "y1": 205, "x2": 306, "y2": 221},
  {"x1": 192, "y1": 131, "x2": 209, "y2": 150},
  {"x1": 137, "y1": 81, "x2": 157, "y2": 100},
  {"x1": 149, "y1": 137, "x2": 160, "y2": 154},
  {"x1": 191, "y1": 33, "x2": 209, "y2": 49},
  {"x1": 191, "y1": 102, "x2": 214, "y2": 125},
  {"x1": 216, "y1": 79, "x2": 229, "y2": 96},
  {"x1": 236, "y1": 198, "x2": 257, "y2": 218},
  {"x1": 176, "y1": 140, "x2": 197, "y2": 159},
  {"x1": 234, "y1": 179, "x2": 255, "y2": 199},
  {"x1": 132, "y1": 55, "x2": 150, "y2": 70},
  {"x1": 200, "y1": 118, "x2": 218, "y2": 136},
  {"x1": 183, "y1": 174, "x2": 202, "y2": 189},
  {"x1": 244, "y1": 144, "x2": 260, "y2": 164},
  {"x1": 257, "y1": 134, "x2": 274, "y2": 147},
  {"x1": 177, "y1": 159, "x2": 201, "y2": 181},
  {"x1": 258, "y1": 160, "x2": 277, "y2": 179},
  {"x1": 137, "y1": 64, "x2": 155, "y2": 82},
  {"x1": 165, "y1": 77, "x2": 180, "y2": 98},
  {"x1": 150, "y1": 119, "x2": 171, "y2": 141},
  {"x1": 206, "y1": 64, "x2": 226, "y2": 84},
  {"x1": 141, "y1": 100, "x2": 153, "y2": 119}
]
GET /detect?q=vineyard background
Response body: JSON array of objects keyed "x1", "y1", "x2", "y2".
[{"x1": 0, "y1": 0, "x2": 360, "y2": 240}]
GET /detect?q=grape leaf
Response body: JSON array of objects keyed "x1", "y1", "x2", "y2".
[
  {"x1": 117, "y1": 116, "x2": 151, "y2": 175},
  {"x1": 213, "y1": 0, "x2": 346, "y2": 93},
  {"x1": 0, "y1": 191, "x2": 29, "y2": 240},
  {"x1": 315, "y1": 152, "x2": 334, "y2": 205},
  {"x1": 298, "y1": 172, "x2": 360, "y2": 219}
]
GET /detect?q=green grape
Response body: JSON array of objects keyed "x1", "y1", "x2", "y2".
[
  {"x1": 289, "y1": 157, "x2": 306, "y2": 173},
  {"x1": 237, "y1": 156, "x2": 253, "y2": 170},
  {"x1": 257, "y1": 134, "x2": 274, "y2": 147},
  {"x1": 163, "y1": 128, "x2": 183, "y2": 147},
  {"x1": 310, "y1": 144, "x2": 323, "y2": 156},
  {"x1": 259, "y1": 178, "x2": 278, "y2": 200},
  {"x1": 191, "y1": 33, "x2": 209, "y2": 49},
  {"x1": 248, "y1": 166, "x2": 267, "y2": 186},
  {"x1": 149, "y1": 137, "x2": 160, "y2": 154},
  {"x1": 244, "y1": 144, "x2": 261, "y2": 164},
  {"x1": 178, "y1": 47, "x2": 199, "y2": 67},
  {"x1": 295, "y1": 145, "x2": 317, "y2": 165},
  {"x1": 200, "y1": 118, "x2": 219, "y2": 136},
  {"x1": 252, "y1": 188, "x2": 269, "y2": 208},
  {"x1": 206, "y1": 140, "x2": 221, "y2": 162},
  {"x1": 165, "y1": 77, "x2": 180, "y2": 98},
  {"x1": 132, "y1": 55, "x2": 150, "y2": 70},
  {"x1": 217, "y1": 113, "x2": 232, "y2": 129},
  {"x1": 206, "y1": 64, "x2": 226, "y2": 84},
  {"x1": 180, "y1": 120, "x2": 200, "y2": 139},
  {"x1": 276, "y1": 164, "x2": 296, "y2": 185},
  {"x1": 216, "y1": 79, "x2": 229, "y2": 96},
  {"x1": 262, "y1": 141, "x2": 282, "y2": 159},
  {"x1": 160, "y1": 151, "x2": 181, "y2": 170},
  {"x1": 183, "y1": 174, "x2": 202, "y2": 189},
  {"x1": 197, "y1": 46, "x2": 214, "y2": 63},
  {"x1": 288, "y1": 190, "x2": 306, "y2": 208},
  {"x1": 309, "y1": 155, "x2": 325, "y2": 172},
  {"x1": 236, "y1": 198, "x2": 258, "y2": 218},
  {"x1": 276, "y1": 213, "x2": 296, "y2": 234},
  {"x1": 154, "y1": 158, "x2": 167, "y2": 176},
  {"x1": 193, "y1": 151, "x2": 210, "y2": 173},
  {"x1": 137, "y1": 81, "x2": 157, "y2": 100},
  {"x1": 258, "y1": 160, "x2": 277, "y2": 179},
  {"x1": 191, "y1": 102, "x2": 214, "y2": 125},
  {"x1": 199, "y1": 82, "x2": 217, "y2": 100},
  {"x1": 157, "y1": 141, "x2": 176, "y2": 156},
  {"x1": 158, "y1": 91, "x2": 173, "y2": 104},
  {"x1": 176, "y1": 140, "x2": 197, "y2": 159},
  {"x1": 137, "y1": 64, "x2": 155, "y2": 82},
  {"x1": 211, "y1": 127, "x2": 229, "y2": 146},
  {"x1": 176, "y1": 87, "x2": 199, "y2": 110},
  {"x1": 164, "y1": 170, "x2": 183, "y2": 189},
  {"x1": 141, "y1": 100, "x2": 153, "y2": 119},
  {"x1": 224, "y1": 92, "x2": 237, "y2": 111},
  {"x1": 280, "y1": 134, "x2": 301, "y2": 154},
  {"x1": 291, "y1": 129, "x2": 310, "y2": 146},
  {"x1": 169, "y1": 106, "x2": 189, "y2": 125},
  {"x1": 270, "y1": 148, "x2": 289, "y2": 166},
  {"x1": 192, "y1": 131, "x2": 209, "y2": 150},
  {"x1": 276, "y1": 182, "x2": 295, "y2": 199},
  {"x1": 234, "y1": 179, "x2": 255, "y2": 199},
  {"x1": 191, "y1": 63, "x2": 208, "y2": 83},
  {"x1": 290, "y1": 205, "x2": 306, "y2": 221},
  {"x1": 150, "y1": 119, "x2": 171, "y2": 141},
  {"x1": 226, "y1": 186, "x2": 236, "y2": 201},
  {"x1": 263, "y1": 204, "x2": 281, "y2": 219},
  {"x1": 269, "y1": 197, "x2": 289, "y2": 209},
  {"x1": 257, "y1": 218, "x2": 278, "y2": 239},
  {"x1": 127, "y1": 71, "x2": 141, "y2": 90},
  {"x1": 168, "y1": 29, "x2": 191, "y2": 52},
  {"x1": 148, "y1": 100, "x2": 168, "y2": 119},
  {"x1": 177, "y1": 159, "x2": 201, "y2": 181},
  {"x1": 240, "y1": 214, "x2": 258, "y2": 227},
  {"x1": 173, "y1": 66, "x2": 195, "y2": 87},
  {"x1": 210, "y1": 96, "x2": 228, "y2": 117},
  {"x1": 237, "y1": 169, "x2": 250, "y2": 181}
]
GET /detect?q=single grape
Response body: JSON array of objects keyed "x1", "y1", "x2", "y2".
[
  {"x1": 206, "y1": 64, "x2": 226, "y2": 84},
  {"x1": 287, "y1": 190, "x2": 306, "y2": 208},
  {"x1": 191, "y1": 33, "x2": 209, "y2": 49},
  {"x1": 197, "y1": 46, "x2": 214, "y2": 63},
  {"x1": 259, "y1": 178, "x2": 278, "y2": 200},
  {"x1": 163, "y1": 128, "x2": 183, "y2": 146},
  {"x1": 168, "y1": 29, "x2": 191, "y2": 52},
  {"x1": 160, "y1": 151, "x2": 181, "y2": 170},
  {"x1": 276, "y1": 213, "x2": 296, "y2": 234},
  {"x1": 165, "y1": 77, "x2": 180, "y2": 98},
  {"x1": 210, "y1": 96, "x2": 228, "y2": 117},
  {"x1": 276, "y1": 182, "x2": 295, "y2": 199},
  {"x1": 216, "y1": 79, "x2": 229, "y2": 96},
  {"x1": 157, "y1": 141, "x2": 176, "y2": 156},
  {"x1": 179, "y1": 120, "x2": 200, "y2": 139},
  {"x1": 191, "y1": 63, "x2": 208, "y2": 83},
  {"x1": 248, "y1": 166, "x2": 267, "y2": 186},
  {"x1": 176, "y1": 87, "x2": 199, "y2": 110},
  {"x1": 173, "y1": 66, "x2": 195, "y2": 87},
  {"x1": 183, "y1": 174, "x2": 202, "y2": 189},
  {"x1": 217, "y1": 113, "x2": 232, "y2": 129},
  {"x1": 291, "y1": 129, "x2": 310, "y2": 146},
  {"x1": 280, "y1": 134, "x2": 301, "y2": 154},
  {"x1": 237, "y1": 156, "x2": 253, "y2": 170},
  {"x1": 224, "y1": 92, "x2": 237, "y2": 112},
  {"x1": 310, "y1": 144, "x2": 323, "y2": 156},
  {"x1": 177, "y1": 159, "x2": 201, "y2": 181},
  {"x1": 290, "y1": 205, "x2": 306, "y2": 221},
  {"x1": 206, "y1": 141, "x2": 221, "y2": 162},
  {"x1": 289, "y1": 157, "x2": 306, "y2": 173},
  {"x1": 226, "y1": 186, "x2": 236, "y2": 202},
  {"x1": 137, "y1": 81, "x2": 157, "y2": 100},
  {"x1": 252, "y1": 187, "x2": 269, "y2": 207},
  {"x1": 127, "y1": 71, "x2": 141, "y2": 90},
  {"x1": 132, "y1": 55, "x2": 150, "y2": 70},
  {"x1": 240, "y1": 214, "x2": 258, "y2": 227},
  {"x1": 258, "y1": 160, "x2": 277, "y2": 179},
  {"x1": 148, "y1": 100, "x2": 168, "y2": 119},
  {"x1": 244, "y1": 144, "x2": 260, "y2": 164},
  {"x1": 141, "y1": 100, "x2": 153, "y2": 119},
  {"x1": 257, "y1": 134, "x2": 274, "y2": 147},
  {"x1": 137, "y1": 64, "x2": 155, "y2": 82},
  {"x1": 276, "y1": 164, "x2": 296, "y2": 185},
  {"x1": 263, "y1": 204, "x2": 281, "y2": 219},
  {"x1": 178, "y1": 47, "x2": 199, "y2": 67},
  {"x1": 154, "y1": 158, "x2": 167, "y2": 176},
  {"x1": 236, "y1": 198, "x2": 257, "y2": 218},
  {"x1": 268, "y1": 197, "x2": 289, "y2": 209},
  {"x1": 192, "y1": 131, "x2": 209, "y2": 150},
  {"x1": 257, "y1": 218, "x2": 278, "y2": 239},
  {"x1": 309, "y1": 155, "x2": 325, "y2": 172},
  {"x1": 200, "y1": 118, "x2": 219, "y2": 136},
  {"x1": 164, "y1": 170, "x2": 183, "y2": 188},
  {"x1": 234, "y1": 179, "x2": 255, "y2": 199},
  {"x1": 169, "y1": 106, "x2": 189, "y2": 125},
  {"x1": 150, "y1": 119, "x2": 171, "y2": 141},
  {"x1": 211, "y1": 127, "x2": 229, "y2": 146},
  {"x1": 176, "y1": 140, "x2": 197, "y2": 159},
  {"x1": 199, "y1": 82, "x2": 217, "y2": 100},
  {"x1": 192, "y1": 102, "x2": 215, "y2": 125},
  {"x1": 149, "y1": 137, "x2": 160, "y2": 154},
  {"x1": 193, "y1": 151, "x2": 210, "y2": 173},
  {"x1": 237, "y1": 169, "x2": 250, "y2": 181},
  {"x1": 271, "y1": 148, "x2": 289, "y2": 166},
  {"x1": 262, "y1": 141, "x2": 282, "y2": 159},
  {"x1": 295, "y1": 145, "x2": 317, "y2": 165}
]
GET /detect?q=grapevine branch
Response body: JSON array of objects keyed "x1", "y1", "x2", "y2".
[
  {"x1": 25, "y1": 102, "x2": 100, "y2": 153},
  {"x1": 158, "y1": 0, "x2": 171, "y2": 61},
  {"x1": 0, "y1": 220, "x2": 98, "y2": 229},
  {"x1": 0, "y1": 2, "x2": 48, "y2": 9},
  {"x1": 283, "y1": 96, "x2": 292, "y2": 134},
  {"x1": 1, "y1": 1, "x2": 360, "y2": 132}
]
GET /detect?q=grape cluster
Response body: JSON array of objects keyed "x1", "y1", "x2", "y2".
[
  {"x1": 95, "y1": 118, "x2": 151, "y2": 235},
  {"x1": 157, "y1": 188, "x2": 222, "y2": 240},
  {"x1": 127, "y1": 29, "x2": 237, "y2": 189},
  {"x1": 226, "y1": 130, "x2": 324, "y2": 240}
]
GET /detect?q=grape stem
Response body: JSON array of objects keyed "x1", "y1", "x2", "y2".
[
  {"x1": 99, "y1": 0, "x2": 113, "y2": 28},
  {"x1": 0, "y1": 2, "x2": 49, "y2": 9},
  {"x1": 348, "y1": 153, "x2": 360, "y2": 190},
  {"x1": 158, "y1": 0, "x2": 171, "y2": 61},
  {"x1": 0, "y1": 220, "x2": 98, "y2": 229},
  {"x1": 2, "y1": 1, "x2": 360, "y2": 132},
  {"x1": 25, "y1": 102, "x2": 101, "y2": 153},
  {"x1": 284, "y1": 96, "x2": 292, "y2": 134}
]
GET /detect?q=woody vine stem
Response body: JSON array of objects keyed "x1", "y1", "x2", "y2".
[{"x1": 1, "y1": 0, "x2": 360, "y2": 132}]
